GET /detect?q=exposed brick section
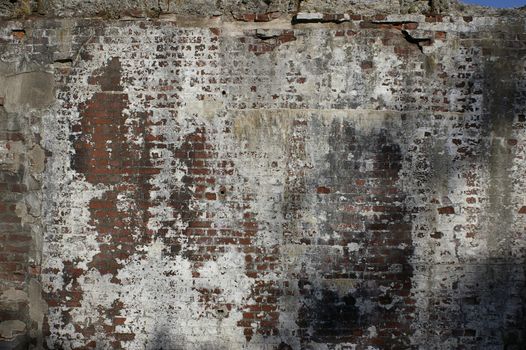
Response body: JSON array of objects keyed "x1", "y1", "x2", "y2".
[
  {"x1": 0, "y1": 170, "x2": 29, "y2": 285},
  {"x1": 44, "y1": 57, "x2": 158, "y2": 349},
  {"x1": 0, "y1": 26, "x2": 49, "y2": 347}
]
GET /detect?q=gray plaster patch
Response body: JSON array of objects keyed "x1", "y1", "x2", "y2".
[
  {"x1": 0, "y1": 320, "x2": 26, "y2": 340},
  {"x1": 2, "y1": 72, "x2": 55, "y2": 112}
]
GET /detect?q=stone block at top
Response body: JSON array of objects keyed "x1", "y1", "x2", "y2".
[{"x1": 0, "y1": 0, "x2": 522, "y2": 20}]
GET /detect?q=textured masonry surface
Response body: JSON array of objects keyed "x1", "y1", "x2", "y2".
[{"x1": 0, "y1": 4, "x2": 526, "y2": 350}]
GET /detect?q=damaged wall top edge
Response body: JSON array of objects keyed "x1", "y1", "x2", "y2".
[{"x1": 0, "y1": 0, "x2": 525, "y2": 20}]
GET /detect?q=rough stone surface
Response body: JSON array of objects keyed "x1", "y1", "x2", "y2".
[
  {"x1": 0, "y1": 320, "x2": 26, "y2": 339},
  {"x1": 1, "y1": 0, "x2": 525, "y2": 19},
  {"x1": 0, "y1": 2, "x2": 525, "y2": 350}
]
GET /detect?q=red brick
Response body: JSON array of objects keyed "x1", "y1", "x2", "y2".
[
  {"x1": 316, "y1": 186, "x2": 331, "y2": 194},
  {"x1": 435, "y1": 31, "x2": 447, "y2": 40},
  {"x1": 438, "y1": 206, "x2": 455, "y2": 215},
  {"x1": 403, "y1": 22, "x2": 418, "y2": 30}
]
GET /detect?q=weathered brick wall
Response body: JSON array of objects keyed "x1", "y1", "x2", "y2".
[
  {"x1": 0, "y1": 4, "x2": 525, "y2": 350},
  {"x1": 0, "y1": 24, "x2": 51, "y2": 348}
]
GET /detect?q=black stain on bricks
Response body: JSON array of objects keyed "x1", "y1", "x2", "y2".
[
  {"x1": 298, "y1": 287, "x2": 360, "y2": 342},
  {"x1": 293, "y1": 119, "x2": 414, "y2": 348}
]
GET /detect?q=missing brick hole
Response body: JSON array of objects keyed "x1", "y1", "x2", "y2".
[
  {"x1": 255, "y1": 32, "x2": 279, "y2": 40},
  {"x1": 292, "y1": 13, "x2": 350, "y2": 25},
  {"x1": 401, "y1": 30, "x2": 431, "y2": 53},
  {"x1": 54, "y1": 58, "x2": 73, "y2": 64},
  {"x1": 214, "y1": 306, "x2": 229, "y2": 319},
  {"x1": 12, "y1": 29, "x2": 26, "y2": 39}
]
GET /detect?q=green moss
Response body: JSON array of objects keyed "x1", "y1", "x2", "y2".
[{"x1": 13, "y1": 0, "x2": 32, "y2": 17}]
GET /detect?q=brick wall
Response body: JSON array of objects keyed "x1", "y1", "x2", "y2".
[{"x1": 0, "y1": 11, "x2": 525, "y2": 350}]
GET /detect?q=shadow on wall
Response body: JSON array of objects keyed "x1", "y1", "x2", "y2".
[
  {"x1": 406, "y1": 17, "x2": 526, "y2": 350},
  {"x1": 279, "y1": 117, "x2": 415, "y2": 349},
  {"x1": 263, "y1": 17, "x2": 526, "y2": 349},
  {"x1": 0, "y1": 335, "x2": 31, "y2": 350},
  {"x1": 146, "y1": 328, "x2": 233, "y2": 350},
  {"x1": 462, "y1": 19, "x2": 526, "y2": 349},
  {"x1": 459, "y1": 18, "x2": 525, "y2": 350}
]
